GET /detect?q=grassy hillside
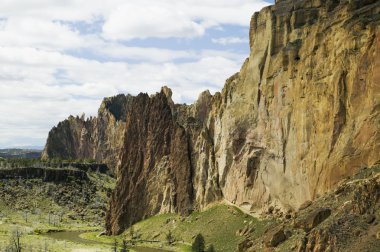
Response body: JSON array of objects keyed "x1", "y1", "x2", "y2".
[{"x1": 83, "y1": 204, "x2": 275, "y2": 252}]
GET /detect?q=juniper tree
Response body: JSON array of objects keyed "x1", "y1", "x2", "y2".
[{"x1": 192, "y1": 233, "x2": 205, "y2": 252}]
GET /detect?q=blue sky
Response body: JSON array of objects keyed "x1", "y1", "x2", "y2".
[{"x1": 0, "y1": 0, "x2": 272, "y2": 148}]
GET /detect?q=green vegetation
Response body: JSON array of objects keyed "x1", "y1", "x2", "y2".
[
  {"x1": 192, "y1": 234, "x2": 205, "y2": 252},
  {"x1": 0, "y1": 158, "x2": 276, "y2": 252},
  {"x1": 0, "y1": 169, "x2": 115, "y2": 251},
  {"x1": 0, "y1": 157, "x2": 103, "y2": 169},
  {"x1": 82, "y1": 204, "x2": 275, "y2": 252}
]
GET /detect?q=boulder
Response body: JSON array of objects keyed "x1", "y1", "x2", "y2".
[
  {"x1": 264, "y1": 226, "x2": 287, "y2": 247},
  {"x1": 296, "y1": 208, "x2": 331, "y2": 232}
]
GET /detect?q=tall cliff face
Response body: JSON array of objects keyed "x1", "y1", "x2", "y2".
[
  {"x1": 42, "y1": 94, "x2": 134, "y2": 170},
  {"x1": 106, "y1": 90, "x2": 194, "y2": 233},
  {"x1": 42, "y1": 0, "x2": 380, "y2": 236},
  {"x1": 214, "y1": 0, "x2": 380, "y2": 210},
  {"x1": 105, "y1": 0, "x2": 380, "y2": 234}
]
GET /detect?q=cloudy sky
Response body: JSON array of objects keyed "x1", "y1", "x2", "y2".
[{"x1": 0, "y1": 0, "x2": 272, "y2": 148}]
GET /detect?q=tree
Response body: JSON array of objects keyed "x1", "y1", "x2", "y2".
[
  {"x1": 120, "y1": 240, "x2": 128, "y2": 252},
  {"x1": 192, "y1": 233, "x2": 205, "y2": 252},
  {"x1": 8, "y1": 229, "x2": 22, "y2": 252},
  {"x1": 23, "y1": 211, "x2": 28, "y2": 223},
  {"x1": 166, "y1": 230, "x2": 175, "y2": 245},
  {"x1": 206, "y1": 245, "x2": 215, "y2": 252},
  {"x1": 112, "y1": 239, "x2": 118, "y2": 252}
]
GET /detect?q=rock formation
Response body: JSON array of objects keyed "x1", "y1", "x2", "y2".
[
  {"x1": 238, "y1": 164, "x2": 380, "y2": 252},
  {"x1": 44, "y1": 0, "x2": 380, "y2": 236},
  {"x1": 42, "y1": 94, "x2": 134, "y2": 170},
  {"x1": 106, "y1": 90, "x2": 194, "y2": 233},
  {"x1": 106, "y1": 0, "x2": 380, "y2": 234}
]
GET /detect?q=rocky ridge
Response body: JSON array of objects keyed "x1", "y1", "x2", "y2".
[
  {"x1": 42, "y1": 94, "x2": 134, "y2": 170},
  {"x1": 43, "y1": 0, "x2": 380, "y2": 236}
]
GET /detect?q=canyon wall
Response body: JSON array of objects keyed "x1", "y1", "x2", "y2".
[{"x1": 43, "y1": 0, "x2": 380, "y2": 235}]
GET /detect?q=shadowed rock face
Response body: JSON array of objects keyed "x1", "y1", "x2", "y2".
[
  {"x1": 106, "y1": 90, "x2": 193, "y2": 234},
  {"x1": 42, "y1": 94, "x2": 134, "y2": 171},
  {"x1": 43, "y1": 0, "x2": 380, "y2": 236}
]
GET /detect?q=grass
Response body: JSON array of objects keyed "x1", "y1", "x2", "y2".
[
  {"x1": 0, "y1": 170, "x2": 115, "y2": 251},
  {"x1": 0, "y1": 165, "x2": 275, "y2": 252},
  {"x1": 82, "y1": 203, "x2": 274, "y2": 252}
]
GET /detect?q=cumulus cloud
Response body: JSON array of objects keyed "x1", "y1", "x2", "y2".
[
  {"x1": 0, "y1": 46, "x2": 243, "y2": 147},
  {"x1": 0, "y1": 0, "x2": 269, "y2": 40},
  {"x1": 102, "y1": 0, "x2": 269, "y2": 40},
  {"x1": 102, "y1": 3, "x2": 205, "y2": 40},
  {"x1": 0, "y1": 0, "x2": 271, "y2": 147},
  {"x1": 0, "y1": 17, "x2": 83, "y2": 50}
]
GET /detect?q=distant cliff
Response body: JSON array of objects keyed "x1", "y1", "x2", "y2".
[
  {"x1": 42, "y1": 94, "x2": 134, "y2": 170},
  {"x1": 43, "y1": 0, "x2": 380, "y2": 237}
]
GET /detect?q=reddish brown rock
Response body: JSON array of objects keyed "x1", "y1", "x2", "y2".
[{"x1": 105, "y1": 89, "x2": 193, "y2": 234}]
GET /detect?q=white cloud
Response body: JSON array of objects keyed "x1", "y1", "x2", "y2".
[
  {"x1": 0, "y1": 0, "x2": 269, "y2": 40},
  {"x1": 0, "y1": 46, "x2": 243, "y2": 147},
  {"x1": 102, "y1": 3, "x2": 205, "y2": 40},
  {"x1": 0, "y1": 17, "x2": 83, "y2": 51},
  {"x1": 102, "y1": 0, "x2": 269, "y2": 40},
  {"x1": 212, "y1": 37, "x2": 249, "y2": 45},
  {"x1": 0, "y1": 0, "x2": 271, "y2": 147},
  {"x1": 98, "y1": 45, "x2": 195, "y2": 62}
]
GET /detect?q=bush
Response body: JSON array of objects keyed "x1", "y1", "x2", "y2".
[
  {"x1": 192, "y1": 233, "x2": 205, "y2": 252},
  {"x1": 166, "y1": 230, "x2": 175, "y2": 245}
]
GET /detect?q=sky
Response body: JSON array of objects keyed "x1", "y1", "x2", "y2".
[{"x1": 0, "y1": 0, "x2": 273, "y2": 148}]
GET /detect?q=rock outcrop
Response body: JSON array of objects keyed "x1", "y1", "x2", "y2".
[
  {"x1": 238, "y1": 165, "x2": 380, "y2": 252},
  {"x1": 43, "y1": 0, "x2": 380, "y2": 236},
  {"x1": 105, "y1": 90, "x2": 194, "y2": 234},
  {"x1": 207, "y1": 0, "x2": 380, "y2": 213},
  {"x1": 42, "y1": 94, "x2": 134, "y2": 170},
  {"x1": 106, "y1": 0, "x2": 380, "y2": 234}
]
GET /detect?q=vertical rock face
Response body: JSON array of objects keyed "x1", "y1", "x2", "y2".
[
  {"x1": 43, "y1": 0, "x2": 380, "y2": 236},
  {"x1": 42, "y1": 94, "x2": 134, "y2": 170},
  {"x1": 106, "y1": 0, "x2": 379, "y2": 234},
  {"x1": 106, "y1": 89, "x2": 193, "y2": 234},
  {"x1": 213, "y1": 0, "x2": 380, "y2": 211}
]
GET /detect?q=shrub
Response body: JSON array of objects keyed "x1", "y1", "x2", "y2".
[{"x1": 192, "y1": 233, "x2": 205, "y2": 252}]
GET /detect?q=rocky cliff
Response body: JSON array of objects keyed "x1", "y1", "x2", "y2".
[
  {"x1": 42, "y1": 0, "x2": 380, "y2": 237},
  {"x1": 106, "y1": 90, "x2": 194, "y2": 233},
  {"x1": 106, "y1": 0, "x2": 380, "y2": 234},
  {"x1": 42, "y1": 94, "x2": 134, "y2": 170}
]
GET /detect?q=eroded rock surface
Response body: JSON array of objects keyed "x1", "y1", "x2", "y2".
[
  {"x1": 42, "y1": 94, "x2": 134, "y2": 170},
  {"x1": 106, "y1": 0, "x2": 380, "y2": 234},
  {"x1": 105, "y1": 90, "x2": 194, "y2": 234},
  {"x1": 238, "y1": 165, "x2": 380, "y2": 252},
  {"x1": 43, "y1": 0, "x2": 380, "y2": 236}
]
